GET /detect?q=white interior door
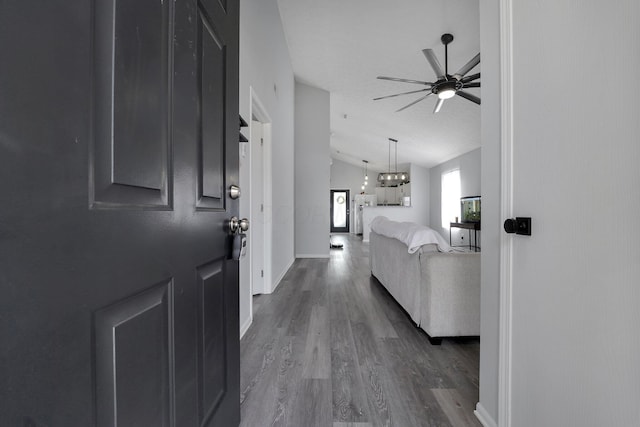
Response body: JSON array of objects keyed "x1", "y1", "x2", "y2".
[
  {"x1": 506, "y1": 1, "x2": 640, "y2": 426},
  {"x1": 250, "y1": 120, "x2": 264, "y2": 295}
]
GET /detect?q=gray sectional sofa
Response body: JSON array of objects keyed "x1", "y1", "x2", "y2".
[{"x1": 370, "y1": 230, "x2": 480, "y2": 344}]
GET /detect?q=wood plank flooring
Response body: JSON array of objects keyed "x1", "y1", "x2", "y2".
[{"x1": 239, "y1": 234, "x2": 481, "y2": 427}]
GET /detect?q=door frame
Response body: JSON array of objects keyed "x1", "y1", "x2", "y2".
[
  {"x1": 330, "y1": 189, "x2": 350, "y2": 233},
  {"x1": 498, "y1": 1, "x2": 514, "y2": 425},
  {"x1": 249, "y1": 87, "x2": 273, "y2": 297}
]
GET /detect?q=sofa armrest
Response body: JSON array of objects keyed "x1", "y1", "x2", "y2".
[{"x1": 419, "y1": 252, "x2": 481, "y2": 337}]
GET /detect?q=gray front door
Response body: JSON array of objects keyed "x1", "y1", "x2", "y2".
[{"x1": 0, "y1": 0, "x2": 240, "y2": 425}]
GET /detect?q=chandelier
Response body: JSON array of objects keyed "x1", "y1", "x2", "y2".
[{"x1": 377, "y1": 138, "x2": 409, "y2": 186}]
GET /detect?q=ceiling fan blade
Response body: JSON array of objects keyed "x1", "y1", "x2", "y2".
[
  {"x1": 457, "y1": 90, "x2": 481, "y2": 105},
  {"x1": 453, "y1": 53, "x2": 480, "y2": 79},
  {"x1": 373, "y1": 88, "x2": 431, "y2": 101},
  {"x1": 377, "y1": 76, "x2": 433, "y2": 86},
  {"x1": 463, "y1": 82, "x2": 481, "y2": 88},
  {"x1": 422, "y1": 49, "x2": 445, "y2": 79},
  {"x1": 396, "y1": 93, "x2": 432, "y2": 112},
  {"x1": 433, "y1": 98, "x2": 445, "y2": 114},
  {"x1": 461, "y1": 72, "x2": 480, "y2": 83}
]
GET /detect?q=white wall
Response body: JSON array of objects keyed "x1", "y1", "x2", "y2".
[
  {"x1": 362, "y1": 163, "x2": 429, "y2": 242},
  {"x1": 294, "y1": 82, "x2": 330, "y2": 257},
  {"x1": 239, "y1": 0, "x2": 295, "y2": 334},
  {"x1": 477, "y1": 0, "x2": 501, "y2": 424},
  {"x1": 429, "y1": 148, "x2": 481, "y2": 247},
  {"x1": 330, "y1": 158, "x2": 379, "y2": 233}
]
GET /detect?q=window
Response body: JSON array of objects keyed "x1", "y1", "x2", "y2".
[{"x1": 441, "y1": 169, "x2": 461, "y2": 228}]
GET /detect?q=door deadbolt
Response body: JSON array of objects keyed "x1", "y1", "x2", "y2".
[
  {"x1": 229, "y1": 185, "x2": 241, "y2": 200},
  {"x1": 503, "y1": 217, "x2": 532, "y2": 236},
  {"x1": 504, "y1": 218, "x2": 516, "y2": 234}
]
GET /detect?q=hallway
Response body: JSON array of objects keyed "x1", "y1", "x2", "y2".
[{"x1": 239, "y1": 234, "x2": 481, "y2": 427}]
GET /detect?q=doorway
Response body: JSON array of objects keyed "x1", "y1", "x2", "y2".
[
  {"x1": 250, "y1": 118, "x2": 265, "y2": 298},
  {"x1": 238, "y1": 89, "x2": 273, "y2": 337},
  {"x1": 330, "y1": 189, "x2": 350, "y2": 233}
]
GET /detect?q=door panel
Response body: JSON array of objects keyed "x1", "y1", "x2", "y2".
[
  {"x1": 198, "y1": 9, "x2": 226, "y2": 210},
  {"x1": 95, "y1": 280, "x2": 174, "y2": 427},
  {"x1": 508, "y1": 1, "x2": 640, "y2": 426},
  {"x1": 92, "y1": 0, "x2": 172, "y2": 208},
  {"x1": 111, "y1": 0, "x2": 170, "y2": 191},
  {"x1": 0, "y1": 1, "x2": 240, "y2": 426},
  {"x1": 196, "y1": 259, "x2": 227, "y2": 424}
]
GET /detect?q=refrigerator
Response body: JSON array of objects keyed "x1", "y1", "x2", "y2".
[{"x1": 354, "y1": 194, "x2": 377, "y2": 235}]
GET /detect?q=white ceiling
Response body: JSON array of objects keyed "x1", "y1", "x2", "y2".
[{"x1": 277, "y1": 0, "x2": 481, "y2": 172}]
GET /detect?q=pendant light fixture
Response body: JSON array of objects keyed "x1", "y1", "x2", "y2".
[
  {"x1": 361, "y1": 160, "x2": 369, "y2": 191},
  {"x1": 377, "y1": 138, "x2": 410, "y2": 186}
]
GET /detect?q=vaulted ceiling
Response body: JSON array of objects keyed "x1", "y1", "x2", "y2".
[{"x1": 277, "y1": 0, "x2": 480, "y2": 172}]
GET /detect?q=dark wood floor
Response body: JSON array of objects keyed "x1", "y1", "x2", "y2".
[{"x1": 239, "y1": 234, "x2": 481, "y2": 427}]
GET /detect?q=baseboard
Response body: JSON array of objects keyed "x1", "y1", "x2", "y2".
[
  {"x1": 362, "y1": 238, "x2": 369, "y2": 243},
  {"x1": 239, "y1": 315, "x2": 252, "y2": 339},
  {"x1": 474, "y1": 402, "x2": 498, "y2": 427},
  {"x1": 295, "y1": 254, "x2": 330, "y2": 259},
  {"x1": 270, "y1": 257, "x2": 295, "y2": 294}
]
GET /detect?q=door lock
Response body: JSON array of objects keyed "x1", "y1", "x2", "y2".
[
  {"x1": 503, "y1": 217, "x2": 532, "y2": 236},
  {"x1": 228, "y1": 216, "x2": 239, "y2": 233},
  {"x1": 229, "y1": 216, "x2": 249, "y2": 260},
  {"x1": 229, "y1": 185, "x2": 241, "y2": 200},
  {"x1": 232, "y1": 233, "x2": 247, "y2": 260},
  {"x1": 228, "y1": 217, "x2": 249, "y2": 234}
]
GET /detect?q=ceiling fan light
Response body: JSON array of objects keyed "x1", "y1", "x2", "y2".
[
  {"x1": 387, "y1": 174, "x2": 391, "y2": 180},
  {"x1": 438, "y1": 88, "x2": 456, "y2": 100},
  {"x1": 401, "y1": 174, "x2": 406, "y2": 180}
]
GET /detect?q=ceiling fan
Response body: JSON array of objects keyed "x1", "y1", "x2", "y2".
[{"x1": 374, "y1": 33, "x2": 480, "y2": 113}]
